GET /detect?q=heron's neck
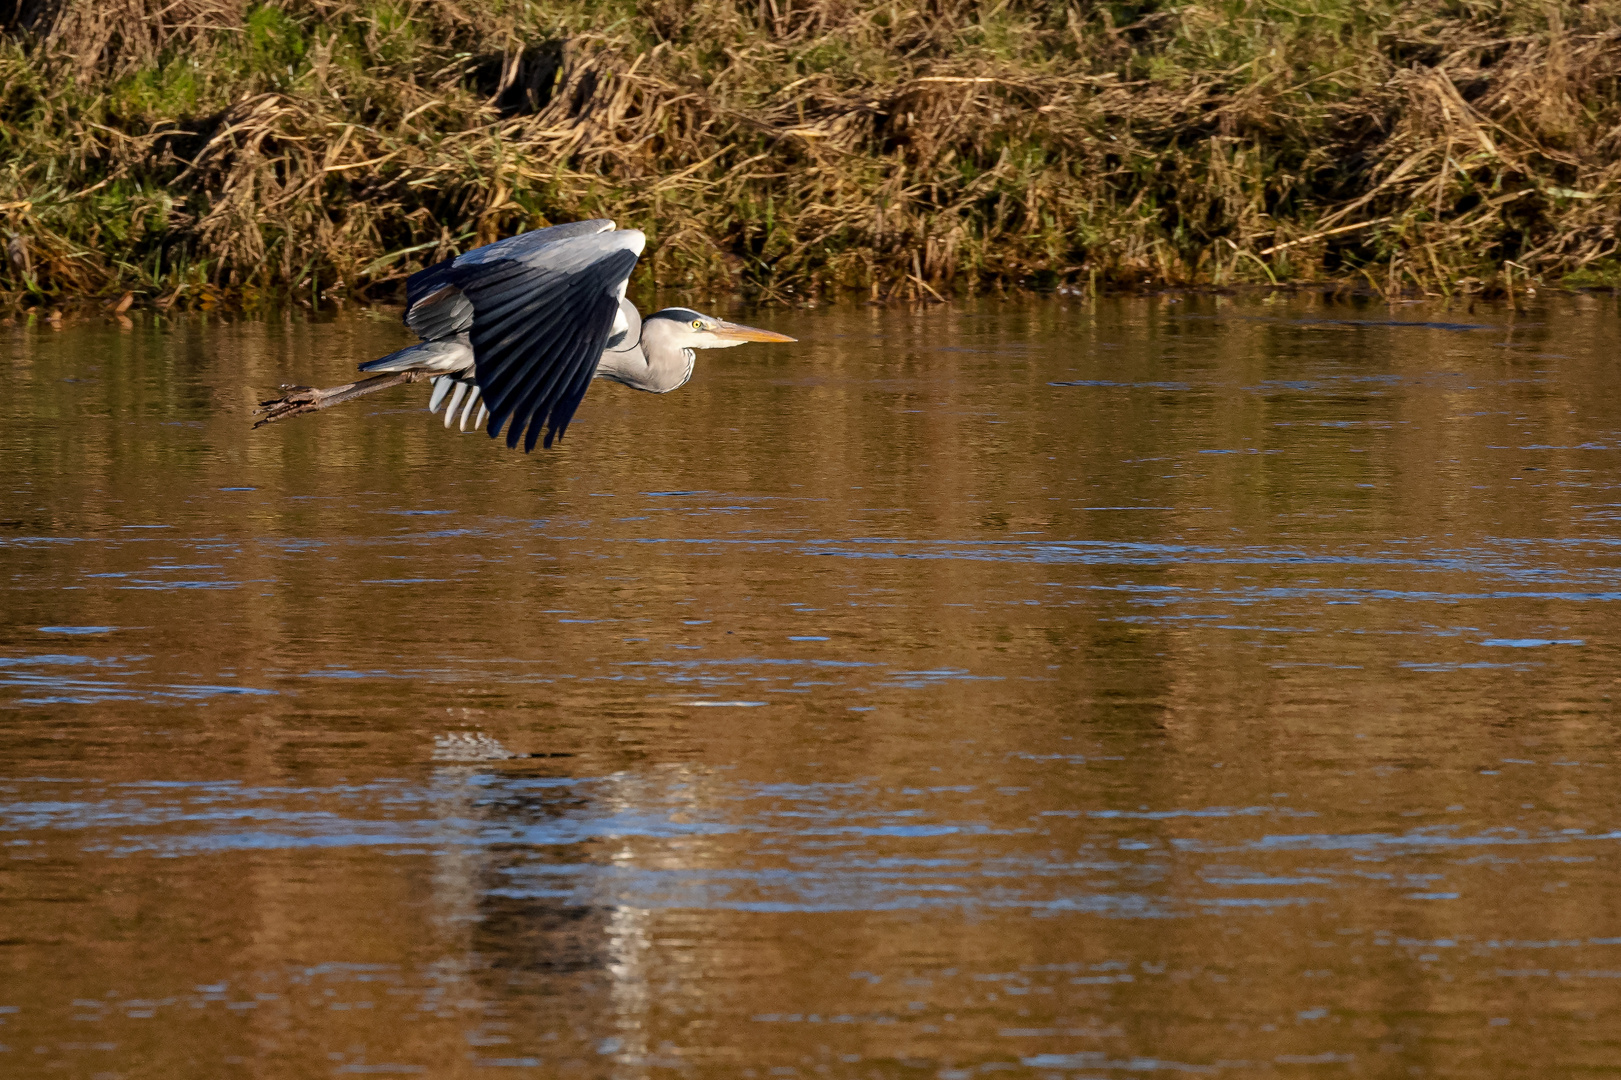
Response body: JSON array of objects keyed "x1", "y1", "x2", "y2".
[{"x1": 593, "y1": 342, "x2": 694, "y2": 394}]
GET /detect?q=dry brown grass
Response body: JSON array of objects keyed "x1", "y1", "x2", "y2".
[{"x1": 1, "y1": 0, "x2": 1618, "y2": 309}]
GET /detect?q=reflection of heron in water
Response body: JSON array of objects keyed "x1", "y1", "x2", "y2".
[
  {"x1": 428, "y1": 735, "x2": 605, "y2": 979},
  {"x1": 255, "y1": 220, "x2": 795, "y2": 452},
  {"x1": 426, "y1": 733, "x2": 656, "y2": 1063}
]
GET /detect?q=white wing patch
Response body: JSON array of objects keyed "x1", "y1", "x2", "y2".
[{"x1": 428, "y1": 374, "x2": 487, "y2": 432}]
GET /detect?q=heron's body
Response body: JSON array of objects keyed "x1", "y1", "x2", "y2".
[{"x1": 255, "y1": 219, "x2": 793, "y2": 449}]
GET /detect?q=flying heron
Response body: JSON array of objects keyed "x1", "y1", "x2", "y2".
[{"x1": 255, "y1": 219, "x2": 795, "y2": 451}]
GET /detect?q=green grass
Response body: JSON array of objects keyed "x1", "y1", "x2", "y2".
[
  {"x1": 1561, "y1": 259, "x2": 1621, "y2": 289},
  {"x1": 1, "y1": 0, "x2": 1618, "y2": 309},
  {"x1": 244, "y1": 4, "x2": 307, "y2": 74}
]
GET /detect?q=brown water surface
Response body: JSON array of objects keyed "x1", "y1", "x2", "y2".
[{"x1": 3, "y1": 294, "x2": 1621, "y2": 1077}]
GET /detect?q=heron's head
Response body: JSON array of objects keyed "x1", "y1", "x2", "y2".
[{"x1": 642, "y1": 308, "x2": 796, "y2": 351}]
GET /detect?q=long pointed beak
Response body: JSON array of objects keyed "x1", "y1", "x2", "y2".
[{"x1": 711, "y1": 320, "x2": 796, "y2": 343}]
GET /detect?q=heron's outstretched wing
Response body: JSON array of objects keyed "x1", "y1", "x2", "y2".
[
  {"x1": 435, "y1": 230, "x2": 643, "y2": 452},
  {"x1": 403, "y1": 219, "x2": 617, "y2": 343}
]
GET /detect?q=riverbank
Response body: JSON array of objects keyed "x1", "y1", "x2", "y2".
[{"x1": 2, "y1": 0, "x2": 1618, "y2": 309}]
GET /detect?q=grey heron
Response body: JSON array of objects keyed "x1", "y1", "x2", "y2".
[{"x1": 255, "y1": 219, "x2": 794, "y2": 451}]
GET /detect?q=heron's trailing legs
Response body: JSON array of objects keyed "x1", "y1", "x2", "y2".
[{"x1": 254, "y1": 371, "x2": 427, "y2": 428}]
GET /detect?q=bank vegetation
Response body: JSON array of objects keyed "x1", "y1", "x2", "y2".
[{"x1": 1, "y1": 0, "x2": 1618, "y2": 309}]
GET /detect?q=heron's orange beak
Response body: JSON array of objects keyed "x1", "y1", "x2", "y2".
[{"x1": 711, "y1": 320, "x2": 796, "y2": 343}]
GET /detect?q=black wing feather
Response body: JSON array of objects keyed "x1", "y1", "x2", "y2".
[
  {"x1": 490, "y1": 291, "x2": 611, "y2": 445},
  {"x1": 510, "y1": 312, "x2": 600, "y2": 449},
  {"x1": 444, "y1": 243, "x2": 639, "y2": 452},
  {"x1": 543, "y1": 325, "x2": 616, "y2": 449},
  {"x1": 477, "y1": 280, "x2": 572, "y2": 346},
  {"x1": 523, "y1": 330, "x2": 597, "y2": 451},
  {"x1": 402, "y1": 219, "x2": 616, "y2": 342},
  {"x1": 405, "y1": 286, "x2": 474, "y2": 341},
  {"x1": 403, "y1": 257, "x2": 456, "y2": 315}
]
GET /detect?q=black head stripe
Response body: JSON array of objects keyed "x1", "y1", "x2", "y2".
[{"x1": 646, "y1": 307, "x2": 707, "y2": 323}]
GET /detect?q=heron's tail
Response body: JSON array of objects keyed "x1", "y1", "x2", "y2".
[
  {"x1": 359, "y1": 338, "x2": 474, "y2": 373},
  {"x1": 253, "y1": 371, "x2": 423, "y2": 428}
]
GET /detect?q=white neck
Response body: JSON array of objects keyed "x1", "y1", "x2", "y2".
[{"x1": 592, "y1": 318, "x2": 696, "y2": 393}]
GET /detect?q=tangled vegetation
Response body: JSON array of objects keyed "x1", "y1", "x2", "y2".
[{"x1": 0, "y1": 0, "x2": 1618, "y2": 308}]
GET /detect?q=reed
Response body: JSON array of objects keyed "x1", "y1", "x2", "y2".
[{"x1": 1, "y1": 0, "x2": 1618, "y2": 308}]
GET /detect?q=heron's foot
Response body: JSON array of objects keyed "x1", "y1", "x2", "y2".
[
  {"x1": 253, "y1": 372, "x2": 422, "y2": 429},
  {"x1": 253, "y1": 385, "x2": 328, "y2": 427}
]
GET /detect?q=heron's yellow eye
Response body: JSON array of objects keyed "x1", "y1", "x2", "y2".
[{"x1": 691, "y1": 319, "x2": 703, "y2": 330}]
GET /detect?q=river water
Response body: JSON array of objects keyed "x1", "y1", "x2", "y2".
[{"x1": 2, "y1": 293, "x2": 1620, "y2": 1077}]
